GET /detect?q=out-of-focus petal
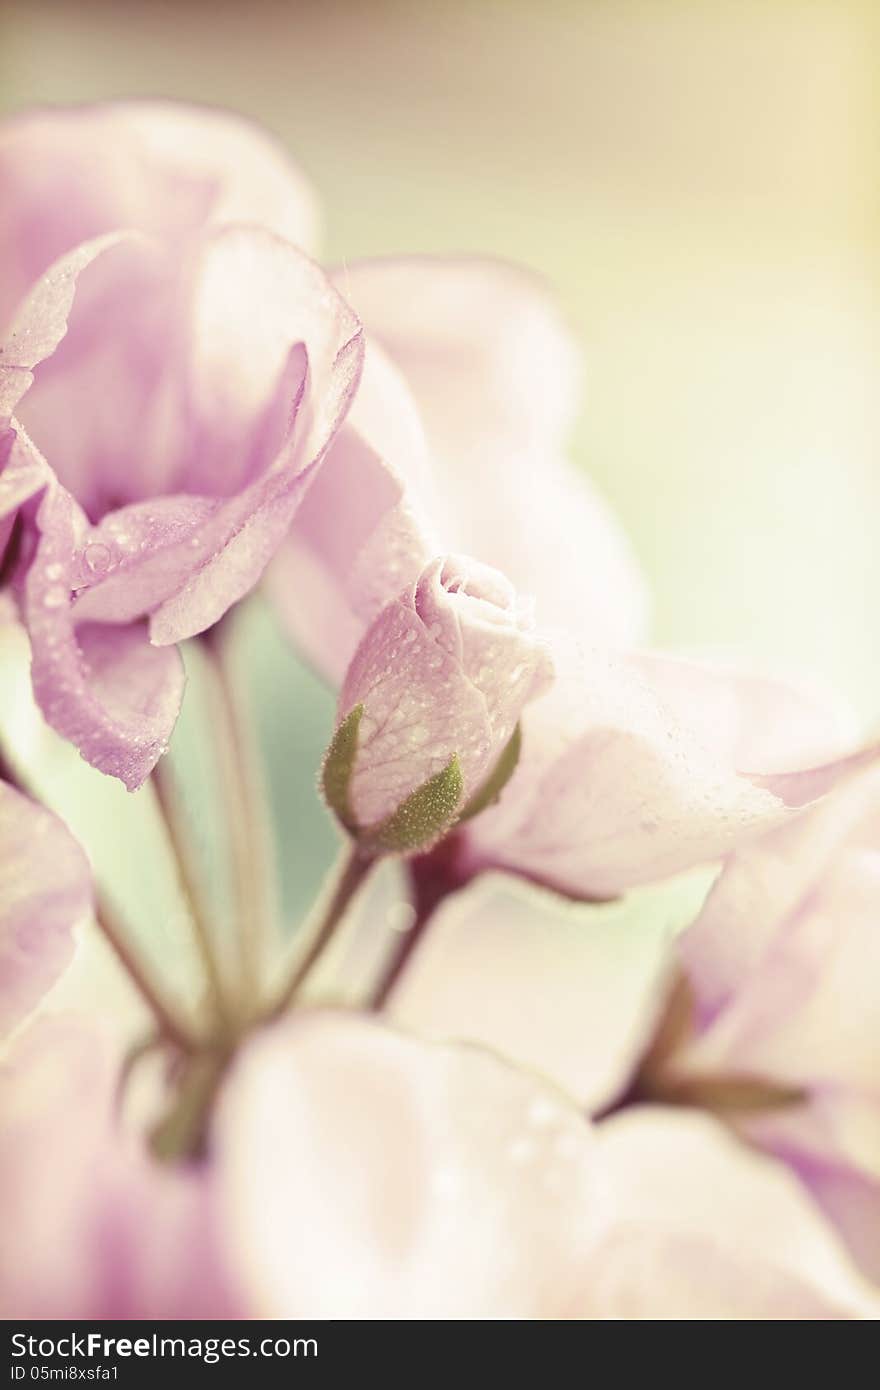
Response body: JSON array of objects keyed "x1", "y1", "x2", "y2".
[
  {"x1": 388, "y1": 872, "x2": 685, "y2": 1111},
  {"x1": 334, "y1": 256, "x2": 648, "y2": 645},
  {"x1": 589, "y1": 1107, "x2": 877, "y2": 1319},
  {"x1": 630, "y1": 652, "x2": 860, "y2": 774},
  {"x1": 0, "y1": 785, "x2": 91, "y2": 1037},
  {"x1": 0, "y1": 1019, "x2": 240, "y2": 1318},
  {"x1": 742, "y1": 1092, "x2": 880, "y2": 1284},
  {"x1": 215, "y1": 1011, "x2": 610, "y2": 1319},
  {"x1": 0, "y1": 101, "x2": 318, "y2": 330}
]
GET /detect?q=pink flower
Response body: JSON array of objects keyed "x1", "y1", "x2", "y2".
[
  {"x1": 0, "y1": 103, "x2": 361, "y2": 788},
  {"x1": 327, "y1": 554, "x2": 552, "y2": 845},
  {"x1": 271, "y1": 257, "x2": 647, "y2": 684},
  {"x1": 3, "y1": 1010, "x2": 873, "y2": 1319}
]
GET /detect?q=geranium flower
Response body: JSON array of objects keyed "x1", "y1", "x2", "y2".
[{"x1": 0, "y1": 103, "x2": 361, "y2": 788}]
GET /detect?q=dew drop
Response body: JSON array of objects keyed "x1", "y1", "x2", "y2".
[
  {"x1": 82, "y1": 541, "x2": 113, "y2": 577},
  {"x1": 385, "y1": 901, "x2": 417, "y2": 934}
]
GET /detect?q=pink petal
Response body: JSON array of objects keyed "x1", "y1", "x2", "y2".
[
  {"x1": 3, "y1": 227, "x2": 362, "y2": 782},
  {"x1": 388, "y1": 872, "x2": 676, "y2": 1110},
  {"x1": 215, "y1": 1011, "x2": 611, "y2": 1319},
  {"x1": 629, "y1": 651, "x2": 860, "y2": 774},
  {"x1": 679, "y1": 761, "x2": 880, "y2": 1030},
  {"x1": 461, "y1": 641, "x2": 790, "y2": 898},
  {"x1": 270, "y1": 339, "x2": 436, "y2": 682},
  {"x1": 0, "y1": 1019, "x2": 239, "y2": 1318},
  {"x1": 24, "y1": 483, "x2": 185, "y2": 790},
  {"x1": 0, "y1": 784, "x2": 91, "y2": 1036},
  {"x1": 590, "y1": 1107, "x2": 877, "y2": 1318},
  {"x1": 742, "y1": 1092, "x2": 880, "y2": 1284},
  {"x1": 0, "y1": 100, "x2": 318, "y2": 331},
  {"x1": 334, "y1": 256, "x2": 647, "y2": 645}
]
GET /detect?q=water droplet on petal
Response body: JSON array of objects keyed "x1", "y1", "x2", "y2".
[{"x1": 82, "y1": 541, "x2": 113, "y2": 577}]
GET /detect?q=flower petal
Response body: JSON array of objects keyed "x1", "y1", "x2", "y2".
[
  {"x1": 462, "y1": 641, "x2": 790, "y2": 898},
  {"x1": 334, "y1": 256, "x2": 647, "y2": 645},
  {"x1": 591, "y1": 1107, "x2": 877, "y2": 1318},
  {"x1": 270, "y1": 339, "x2": 435, "y2": 682},
  {"x1": 0, "y1": 100, "x2": 318, "y2": 330},
  {"x1": 24, "y1": 483, "x2": 185, "y2": 790},
  {"x1": 215, "y1": 1011, "x2": 611, "y2": 1319},
  {"x1": 388, "y1": 872, "x2": 684, "y2": 1110},
  {"x1": 0, "y1": 1019, "x2": 239, "y2": 1318},
  {"x1": 0, "y1": 784, "x2": 91, "y2": 1037}
]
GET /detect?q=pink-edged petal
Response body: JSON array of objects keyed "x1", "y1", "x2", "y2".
[
  {"x1": 6, "y1": 226, "x2": 362, "y2": 649},
  {"x1": 215, "y1": 1011, "x2": 611, "y2": 1319},
  {"x1": 741, "y1": 1091, "x2": 880, "y2": 1284},
  {"x1": 0, "y1": 426, "x2": 46, "y2": 523},
  {"x1": 24, "y1": 484, "x2": 185, "y2": 789},
  {"x1": 0, "y1": 784, "x2": 91, "y2": 1037},
  {"x1": 678, "y1": 847, "x2": 880, "y2": 1092},
  {"x1": 0, "y1": 233, "x2": 129, "y2": 422},
  {"x1": 0, "y1": 101, "x2": 318, "y2": 330},
  {"x1": 388, "y1": 872, "x2": 679, "y2": 1110},
  {"x1": 270, "y1": 339, "x2": 436, "y2": 683},
  {"x1": 590, "y1": 1107, "x2": 877, "y2": 1319},
  {"x1": 679, "y1": 761, "x2": 880, "y2": 1026},
  {"x1": 334, "y1": 256, "x2": 647, "y2": 645},
  {"x1": 462, "y1": 641, "x2": 789, "y2": 899},
  {"x1": 147, "y1": 230, "x2": 363, "y2": 644},
  {"x1": 0, "y1": 1018, "x2": 240, "y2": 1318},
  {"x1": 629, "y1": 651, "x2": 861, "y2": 775}
]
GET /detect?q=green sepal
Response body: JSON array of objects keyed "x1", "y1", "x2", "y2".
[
  {"x1": 321, "y1": 703, "x2": 363, "y2": 830},
  {"x1": 457, "y1": 723, "x2": 522, "y2": 824},
  {"x1": 366, "y1": 754, "x2": 464, "y2": 854}
]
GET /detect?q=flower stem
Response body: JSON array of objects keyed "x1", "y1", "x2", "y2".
[
  {"x1": 269, "y1": 845, "x2": 375, "y2": 1016},
  {"x1": 370, "y1": 846, "x2": 461, "y2": 1010},
  {"x1": 200, "y1": 618, "x2": 278, "y2": 1014},
  {"x1": 93, "y1": 892, "x2": 199, "y2": 1054},
  {"x1": 151, "y1": 759, "x2": 233, "y2": 1032}
]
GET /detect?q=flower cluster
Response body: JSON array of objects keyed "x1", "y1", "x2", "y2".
[{"x1": 1, "y1": 102, "x2": 878, "y2": 1320}]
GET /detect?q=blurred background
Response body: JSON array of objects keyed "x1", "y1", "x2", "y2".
[{"x1": 1, "y1": 0, "x2": 878, "y2": 957}]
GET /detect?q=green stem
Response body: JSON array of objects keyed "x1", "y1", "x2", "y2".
[
  {"x1": 151, "y1": 759, "x2": 234, "y2": 1032},
  {"x1": 93, "y1": 892, "x2": 199, "y2": 1054},
  {"x1": 269, "y1": 845, "x2": 375, "y2": 1016},
  {"x1": 201, "y1": 621, "x2": 278, "y2": 1015}
]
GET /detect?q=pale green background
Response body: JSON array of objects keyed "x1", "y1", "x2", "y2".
[{"x1": 1, "y1": 0, "x2": 877, "y2": 943}]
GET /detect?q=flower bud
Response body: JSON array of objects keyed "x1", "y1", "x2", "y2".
[{"x1": 323, "y1": 555, "x2": 552, "y2": 852}]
